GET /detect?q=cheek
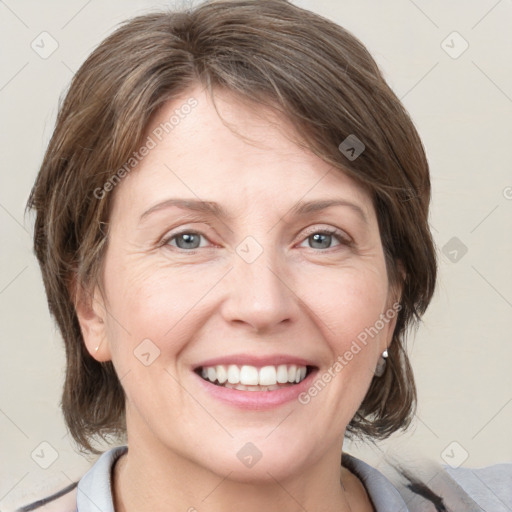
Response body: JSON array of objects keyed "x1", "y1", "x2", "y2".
[
  {"x1": 295, "y1": 262, "x2": 390, "y2": 347},
  {"x1": 102, "y1": 255, "x2": 224, "y2": 360},
  {"x1": 293, "y1": 263, "x2": 391, "y2": 408}
]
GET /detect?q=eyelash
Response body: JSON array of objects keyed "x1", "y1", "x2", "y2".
[{"x1": 160, "y1": 226, "x2": 353, "y2": 253}]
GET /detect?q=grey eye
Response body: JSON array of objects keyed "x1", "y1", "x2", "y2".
[
  {"x1": 171, "y1": 232, "x2": 203, "y2": 250},
  {"x1": 308, "y1": 232, "x2": 335, "y2": 249}
]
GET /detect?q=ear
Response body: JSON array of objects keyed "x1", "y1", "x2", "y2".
[{"x1": 72, "y1": 277, "x2": 112, "y2": 362}]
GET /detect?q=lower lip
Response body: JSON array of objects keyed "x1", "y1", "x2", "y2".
[{"x1": 193, "y1": 369, "x2": 318, "y2": 410}]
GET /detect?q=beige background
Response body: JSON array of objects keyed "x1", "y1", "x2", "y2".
[{"x1": 1, "y1": 0, "x2": 511, "y2": 508}]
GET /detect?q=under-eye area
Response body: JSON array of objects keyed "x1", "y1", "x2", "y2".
[{"x1": 194, "y1": 364, "x2": 318, "y2": 391}]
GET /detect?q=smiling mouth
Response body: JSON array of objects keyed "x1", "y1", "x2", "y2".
[{"x1": 194, "y1": 364, "x2": 315, "y2": 391}]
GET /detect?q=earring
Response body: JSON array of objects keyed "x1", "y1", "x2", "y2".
[
  {"x1": 94, "y1": 339, "x2": 103, "y2": 352},
  {"x1": 374, "y1": 349, "x2": 388, "y2": 377}
]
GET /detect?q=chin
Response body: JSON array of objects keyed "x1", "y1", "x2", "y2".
[{"x1": 191, "y1": 436, "x2": 316, "y2": 484}]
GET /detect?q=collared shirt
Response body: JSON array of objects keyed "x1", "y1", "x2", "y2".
[
  {"x1": 13, "y1": 445, "x2": 512, "y2": 511},
  {"x1": 74, "y1": 445, "x2": 411, "y2": 511}
]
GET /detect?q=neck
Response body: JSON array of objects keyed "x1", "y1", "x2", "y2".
[{"x1": 112, "y1": 436, "x2": 371, "y2": 512}]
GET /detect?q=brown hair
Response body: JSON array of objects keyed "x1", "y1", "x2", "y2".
[{"x1": 27, "y1": 0, "x2": 437, "y2": 454}]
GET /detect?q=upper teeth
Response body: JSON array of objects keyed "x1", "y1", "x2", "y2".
[{"x1": 200, "y1": 364, "x2": 307, "y2": 386}]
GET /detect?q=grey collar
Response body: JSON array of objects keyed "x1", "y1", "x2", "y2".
[{"x1": 76, "y1": 446, "x2": 409, "y2": 511}]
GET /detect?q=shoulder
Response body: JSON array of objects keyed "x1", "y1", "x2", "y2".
[
  {"x1": 345, "y1": 451, "x2": 512, "y2": 512},
  {"x1": 342, "y1": 453, "x2": 412, "y2": 510},
  {"x1": 374, "y1": 456, "x2": 512, "y2": 512},
  {"x1": 445, "y1": 462, "x2": 512, "y2": 511},
  {"x1": 10, "y1": 482, "x2": 77, "y2": 512},
  {"x1": 9, "y1": 446, "x2": 127, "y2": 512}
]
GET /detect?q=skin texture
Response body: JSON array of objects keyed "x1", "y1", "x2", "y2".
[{"x1": 76, "y1": 83, "x2": 399, "y2": 512}]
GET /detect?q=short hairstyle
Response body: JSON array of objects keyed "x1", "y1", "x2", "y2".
[{"x1": 27, "y1": 0, "x2": 437, "y2": 454}]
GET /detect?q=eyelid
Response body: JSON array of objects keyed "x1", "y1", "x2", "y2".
[
  {"x1": 298, "y1": 225, "x2": 353, "y2": 246},
  {"x1": 158, "y1": 220, "x2": 215, "y2": 243}
]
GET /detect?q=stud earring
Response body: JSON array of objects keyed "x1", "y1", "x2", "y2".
[{"x1": 374, "y1": 349, "x2": 388, "y2": 377}]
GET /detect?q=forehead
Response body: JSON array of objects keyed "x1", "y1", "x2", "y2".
[{"x1": 111, "y1": 85, "x2": 374, "y2": 223}]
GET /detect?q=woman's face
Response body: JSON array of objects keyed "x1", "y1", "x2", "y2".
[{"x1": 81, "y1": 84, "x2": 398, "y2": 481}]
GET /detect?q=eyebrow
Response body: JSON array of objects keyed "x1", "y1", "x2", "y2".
[{"x1": 139, "y1": 198, "x2": 368, "y2": 224}]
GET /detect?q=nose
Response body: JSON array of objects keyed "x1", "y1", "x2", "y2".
[{"x1": 220, "y1": 244, "x2": 298, "y2": 334}]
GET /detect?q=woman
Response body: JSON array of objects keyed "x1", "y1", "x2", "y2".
[{"x1": 20, "y1": 0, "x2": 509, "y2": 510}]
